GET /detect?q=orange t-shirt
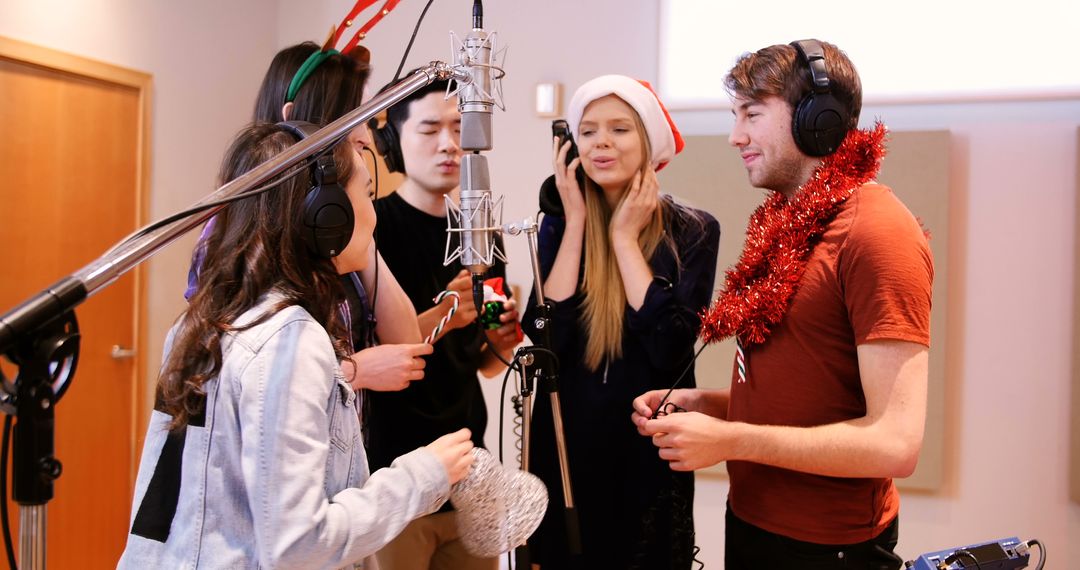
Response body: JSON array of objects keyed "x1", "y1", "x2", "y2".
[{"x1": 726, "y1": 183, "x2": 933, "y2": 545}]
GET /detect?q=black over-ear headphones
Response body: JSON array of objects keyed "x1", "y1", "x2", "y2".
[
  {"x1": 790, "y1": 39, "x2": 850, "y2": 157},
  {"x1": 277, "y1": 120, "x2": 355, "y2": 258},
  {"x1": 367, "y1": 116, "x2": 405, "y2": 174}
]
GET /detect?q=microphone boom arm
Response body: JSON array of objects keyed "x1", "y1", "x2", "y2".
[
  {"x1": 0, "y1": 61, "x2": 467, "y2": 356},
  {"x1": 0, "y1": 60, "x2": 467, "y2": 570}
]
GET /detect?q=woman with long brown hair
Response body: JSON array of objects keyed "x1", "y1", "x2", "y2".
[
  {"x1": 186, "y1": 41, "x2": 431, "y2": 393},
  {"x1": 119, "y1": 123, "x2": 474, "y2": 568},
  {"x1": 523, "y1": 75, "x2": 720, "y2": 569}
]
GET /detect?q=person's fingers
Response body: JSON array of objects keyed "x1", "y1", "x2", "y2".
[
  {"x1": 448, "y1": 270, "x2": 471, "y2": 290},
  {"x1": 642, "y1": 168, "x2": 659, "y2": 192},
  {"x1": 633, "y1": 390, "x2": 664, "y2": 411},
  {"x1": 567, "y1": 157, "x2": 582, "y2": 174},
  {"x1": 408, "y1": 342, "x2": 434, "y2": 356},
  {"x1": 552, "y1": 137, "x2": 566, "y2": 165},
  {"x1": 556, "y1": 139, "x2": 571, "y2": 165},
  {"x1": 448, "y1": 280, "x2": 468, "y2": 294},
  {"x1": 639, "y1": 416, "x2": 671, "y2": 435},
  {"x1": 499, "y1": 310, "x2": 519, "y2": 323},
  {"x1": 452, "y1": 447, "x2": 475, "y2": 482}
]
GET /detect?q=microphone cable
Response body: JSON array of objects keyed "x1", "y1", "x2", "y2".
[
  {"x1": 497, "y1": 347, "x2": 552, "y2": 467},
  {"x1": 495, "y1": 347, "x2": 526, "y2": 570},
  {"x1": 362, "y1": 146, "x2": 381, "y2": 316},
  {"x1": 1027, "y1": 539, "x2": 1046, "y2": 570},
  {"x1": 391, "y1": 0, "x2": 437, "y2": 83},
  {"x1": 371, "y1": 0, "x2": 439, "y2": 325},
  {"x1": 496, "y1": 351, "x2": 519, "y2": 466},
  {"x1": 1, "y1": 414, "x2": 16, "y2": 570},
  {"x1": 650, "y1": 343, "x2": 708, "y2": 419}
]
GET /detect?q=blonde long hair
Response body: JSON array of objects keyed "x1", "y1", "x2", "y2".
[{"x1": 579, "y1": 110, "x2": 671, "y2": 371}]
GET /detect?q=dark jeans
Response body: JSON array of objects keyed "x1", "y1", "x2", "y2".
[{"x1": 724, "y1": 506, "x2": 903, "y2": 570}]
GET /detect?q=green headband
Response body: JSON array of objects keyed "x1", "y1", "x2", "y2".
[{"x1": 285, "y1": 49, "x2": 340, "y2": 103}]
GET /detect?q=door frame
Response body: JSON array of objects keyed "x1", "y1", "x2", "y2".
[{"x1": 0, "y1": 35, "x2": 152, "y2": 481}]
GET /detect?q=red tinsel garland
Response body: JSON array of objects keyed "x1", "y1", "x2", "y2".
[{"x1": 699, "y1": 122, "x2": 888, "y2": 346}]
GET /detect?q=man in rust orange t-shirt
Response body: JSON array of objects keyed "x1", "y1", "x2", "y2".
[{"x1": 633, "y1": 39, "x2": 933, "y2": 570}]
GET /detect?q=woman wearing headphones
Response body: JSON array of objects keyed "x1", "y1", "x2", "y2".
[
  {"x1": 119, "y1": 122, "x2": 475, "y2": 568},
  {"x1": 186, "y1": 42, "x2": 432, "y2": 395},
  {"x1": 523, "y1": 75, "x2": 720, "y2": 569}
]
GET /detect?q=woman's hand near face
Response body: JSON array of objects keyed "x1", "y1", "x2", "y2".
[
  {"x1": 609, "y1": 169, "x2": 660, "y2": 309},
  {"x1": 552, "y1": 137, "x2": 586, "y2": 224},
  {"x1": 542, "y1": 138, "x2": 588, "y2": 302},
  {"x1": 611, "y1": 169, "x2": 659, "y2": 245}
]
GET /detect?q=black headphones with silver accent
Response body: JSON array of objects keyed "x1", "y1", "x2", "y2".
[
  {"x1": 367, "y1": 116, "x2": 405, "y2": 174},
  {"x1": 277, "y1": 120, "x2": 354, "y2": 258},
  {"x1": 790, "y1": 39, "x2": 850, "y2": 157}
]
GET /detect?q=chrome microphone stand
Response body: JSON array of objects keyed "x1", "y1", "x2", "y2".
[{"x1": 503, "y1": 218, "x2": 581, "y2": 566}]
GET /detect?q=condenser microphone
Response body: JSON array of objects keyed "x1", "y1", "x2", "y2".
[
  {"x1": 457, "y1": 0, "x2": 493, "y2": 152},
  {"x1": 458, "y1": 0, "x2": 492, "y2": 275},
  {"x1": 448, "y1": 0, "x2": 503, "y2": 278},
  {"x1": 459, "y1": 153, "x2": 494, "y2": 275}
]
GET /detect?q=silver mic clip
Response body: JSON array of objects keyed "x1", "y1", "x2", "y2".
[
  {"x1": 443, "y1": 192, "x2": 506, "y2": 271},
  {"x1": 447, "y1": 30, "x2": 507, "y2": 113}
]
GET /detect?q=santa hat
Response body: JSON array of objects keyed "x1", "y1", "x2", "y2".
[{"x1": 566, "y1": 74, "x2": 685, "y2": 171}]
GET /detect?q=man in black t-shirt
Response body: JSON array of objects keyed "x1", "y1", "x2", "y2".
[{"x1": 368, "y1": 77, "x2": 521, "y2": 570}]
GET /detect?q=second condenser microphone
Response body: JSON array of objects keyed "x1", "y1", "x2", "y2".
[{"x1": 459, "y1": 153, "x2": 493, "y2": 274}]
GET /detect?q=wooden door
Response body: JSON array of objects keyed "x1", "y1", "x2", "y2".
[{"x1": 0, "y1": 37, "x2": 150, "y2": 567}]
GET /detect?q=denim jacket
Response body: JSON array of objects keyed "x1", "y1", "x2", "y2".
[{"x1": 118, "y1": 296, "x2": 449, "y2": 569}]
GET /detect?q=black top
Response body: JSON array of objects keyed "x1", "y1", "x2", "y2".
[
  {"x1": 366, "y1": 191, "x2": 507, "y2": 473},
  {"x1": 522, "y1": 199, "x2": 720, "y2": 570}
]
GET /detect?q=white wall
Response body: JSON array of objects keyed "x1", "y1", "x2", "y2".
[
  {"x1": 0, "y1": 0, "x2": 278, "y2": 410},
  {"x1": 4, "y1": 1, "x2": 1078, "y2": 568},
  {"x1": 858, "y1": 98, "x2": 1079, "y2": 564},
  {"x1": 659, "y1": 0, "x2": 1080, "y2": 105}
]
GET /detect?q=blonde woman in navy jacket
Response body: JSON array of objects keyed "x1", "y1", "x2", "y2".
[{"x1": 523, "y1": 75, "x2": 720, "y2": 569}]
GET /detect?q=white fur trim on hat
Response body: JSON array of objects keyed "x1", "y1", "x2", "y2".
[{"x1": 567, "y1": 74, "x2": 677, "y2": 169}]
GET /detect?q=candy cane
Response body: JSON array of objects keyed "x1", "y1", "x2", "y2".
[
  {"x1": 424, "y1": 290, "x2": 460, "y2": 344},
  {"x1": 735, "y1": 338, "x2": 748, "y2": 383}
]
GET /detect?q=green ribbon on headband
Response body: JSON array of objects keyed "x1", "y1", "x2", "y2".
[{"x1": 285, "y1": 49, "x2": 341, "y2": 103}]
